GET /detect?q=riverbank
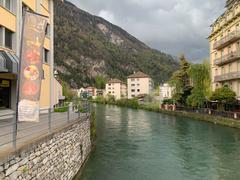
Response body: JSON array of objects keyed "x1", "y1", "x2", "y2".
[{"x1": 92, "y1": 98, "x2": 240, "y2": 129}]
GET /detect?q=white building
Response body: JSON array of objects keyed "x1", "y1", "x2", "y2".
[
  {"x1": 160, "y1": 83, "x2": 174, "y2": 101},
  {"x1": 105, "y1": 79, "x2": 127, "y2": 100},
  {"x1": 127, "y1": 71, "x2": 153, "y2": 99}
]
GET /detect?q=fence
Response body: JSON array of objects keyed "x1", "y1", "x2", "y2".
[
  {"x1": 176, "y1": 106, "x2": 240, "y2": 120},
  {"x1": 0, "y1": 102, "x2": 90, "y2": 153}
]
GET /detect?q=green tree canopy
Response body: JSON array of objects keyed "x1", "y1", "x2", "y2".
[
  {"x1": 169, "y1": 54, "x2": 192, "y2": 105},
  {"x1": 95, "y1": 75, "x2": 106, "y2": 89},
  {"x1": 62, "y1": 81, "x2": 77, "y2": 101},
  {"x1": 210, "y1": 85, "x2": 236, "y2": 103},
  {"x1": 186, "y1": 60, "x2": 211, "y2": 107}
]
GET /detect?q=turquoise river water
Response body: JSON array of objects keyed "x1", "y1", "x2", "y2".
[{"x1": 79, "y1": 104, "x2": 240, "y2": 180}]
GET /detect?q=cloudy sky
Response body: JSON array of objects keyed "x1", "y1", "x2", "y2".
[{"x1": 69, "y1": 0, "x2": 226, "y2": 62}]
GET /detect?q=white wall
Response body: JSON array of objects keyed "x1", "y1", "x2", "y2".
[{"x1": 127, "y1": 77, "x2": 153, "y2": 99}]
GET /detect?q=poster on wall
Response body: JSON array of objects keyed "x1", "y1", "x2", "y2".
[{"x1": 18, "y1": 11, "x2": 47, "y2": 122}]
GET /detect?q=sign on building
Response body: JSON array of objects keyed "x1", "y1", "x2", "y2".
[{"x1": 18, "y1": 11, "x2": 47, "y2": 122}]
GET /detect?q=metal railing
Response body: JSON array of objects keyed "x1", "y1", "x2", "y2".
[
  {"x1": 0, "y1": 102, "x2": 90, "y2": 152},
  {"x1": 176, "y1": 106, "x2": 240, "y2": 120},
  {"x1": 214, "y1": 51, "x2": 240, "y2": 65},
  {"x1": 213, "y1": 30, "x2": 240, "y2": 50}
]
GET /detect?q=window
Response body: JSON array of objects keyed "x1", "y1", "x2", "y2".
[
  {"x1": 42, "y1": 69, "x2": 45, "y2": 79},
  {"x1": 43, "y1": 49, "x2": 49, "y2": 63},
  {"x1": 108, "y1": 84, "x2": 111, "y2": 86},
  {"x1": 0, "y1": 27, "x2": 3, "y2": 46},
  {"x1": 5, "y1": 28, "x2": 12, "y2": 49},
  {"x1": 5, "y1": 0, "x2": 11, "y2": 10},
  {"x1": 131, "y1": 89, "x2": 135, "y2": 92},
  {"x1": 0, "y1": 52, "x2": 6, "y2": 69},
  {"x1": 137, "y1": 89, "x2": 140, "y2": 92},
  {"x1": 131, "y1": 95, "x2": 135, "y2": 98},
  {"x1": 0, "y1": 0, "x2": 12, "y2": 11},
  {"x1": 131, "y1": 78, "x2": 135, "y2": 82},
  {"x1": 45, "y1": 24, "x2": 50, "y2": 37},
  {"x1": 228, "y1": 46, "x2": 232, "y2": 54},
  {"x1": 131, "y1": 84, "x2": 135, "y2": 86}
]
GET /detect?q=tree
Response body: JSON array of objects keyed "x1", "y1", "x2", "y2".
[
  {"x1": 170, "y1": 54, "x2": 192, "y2": 105},
  {"x1": 210, "y1": 85, "x2": 236, "y2": 110},
  {"x1": 62, "y1": 81, "x2": 77, "y2": 101},
  {"x1": 187, "y1": 60, "x2": 211, "y2": 107},
  {"x1": 95, "y1": 75, "x2": 106, "y2": 89}
]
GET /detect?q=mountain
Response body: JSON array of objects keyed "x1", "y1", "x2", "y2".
[{"x1": 54, "y1": 0, "x2": 179, "y2": 88}]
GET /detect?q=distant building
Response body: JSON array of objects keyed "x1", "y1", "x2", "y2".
[
  {"x1": 160, "y1": 83, "x2": 174, "y2": 101},
  {"x1": 85, "y1": 87, "x2": 97, "y2": 98},
  {"x1": 75, "y1": 88, "x2": 85, "y2": 98},
  {"x1": 127, "y1": 71, "x2": 153, "y2": 99},
  {"x1": 209, "y1": 0, "x2": 240, "y2": 99},
  {"x1": 53, "y1": 78, "x2": 65, "y2": 106},
  {"x1": 105, "y1": 79, "x2": 127, "y2": 100},
  {"x1": 96, "y1": 89, "x2": 105, "y2": 97}
]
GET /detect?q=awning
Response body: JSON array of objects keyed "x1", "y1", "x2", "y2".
[{"x1": 0, "y1": 50, "x2": 19, "y2": 74}]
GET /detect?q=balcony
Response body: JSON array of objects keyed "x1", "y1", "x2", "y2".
[
  {"x1": 214, "y1": 51, "x2": 240, "y2": 66},
  {"x1": 214, "y1": 72, "x2": 240, "y2": 82},
  {"x1": 213, "y1": 31, "x2": 240, "y2": 50}
]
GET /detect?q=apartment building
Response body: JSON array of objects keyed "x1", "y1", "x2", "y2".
[
  {"x1": 127, "y1": 71, "x2": 153, "y2": 99},
  {"x1": 160, "y1": 83, "x2": 174, "y2": 100},
  {"x1": 0, "y1": 0, "x2": 55, "y2": 111},
  {"x1": 105, "y1": 79, "x2": 127, "y2": 100},
  {"x1": 209, "y1": 0, "x2": 240, "y2": 99}
]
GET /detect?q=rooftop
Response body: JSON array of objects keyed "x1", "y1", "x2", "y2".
[
  {"x1": 128, "y1": 71, "x2": 150, "y2": 79},
  {"x1": 107, "y1": 79, "x2": 124, "y2": 84}
]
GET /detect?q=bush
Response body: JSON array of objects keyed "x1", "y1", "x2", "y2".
[
  {"x1": 162, "y1": 98, "x2": 174, "y2": 105},
  {"x1": 54, "y1": 106, "x2": 68, "y2": 112}
]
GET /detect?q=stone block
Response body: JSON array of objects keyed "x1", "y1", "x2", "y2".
[{"x1": 5, "y1": 163, "x2": 19, "y2": 176}]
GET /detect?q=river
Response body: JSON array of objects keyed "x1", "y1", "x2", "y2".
[{"x1": 78, "y1": 104, "x2": 240, "y2": 180}]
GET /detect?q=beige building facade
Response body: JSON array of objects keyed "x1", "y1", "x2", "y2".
[
  {"x1": 127, "y1": 71, "x2": 153, "y2": 99},
  {"x1": 0, "y1": 0, "x2": 56, "y2": 111},
  {"x1": 106, "y1": 79, "x2": 127, "y2": 100},
  {"x1": 209, "y1": 0, "x2": 240, "y2": 99}
]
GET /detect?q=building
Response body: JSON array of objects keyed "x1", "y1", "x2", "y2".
[
  {"x1": 0, "y1": 0, "x2": 55, "y2": 111},
  {"x1": 127, "y1": 71, "x2": 153, "y2": 99},
  {"x1": 209, "y1": 0, "x2": 240, "y2": 99},
  {"x1": 53, "y1": 78, "x2": 65, "y2": 106},
  {"x1": 160, "y1": 83, "x2": 173, "y2": 100},
  {"x1": 85, "y1": 87, "x2": 97, "y2": 98},
  {"x1": 75, "y1": 88, "x2": 85, "y2": 98},
  {"x1": 105, "y1": 79, "x2": 127, "y2": 100}
]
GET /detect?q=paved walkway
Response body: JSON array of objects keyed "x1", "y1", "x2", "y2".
[{"x1": 0, "y1": 110, "x2": 87, "y2": 155}]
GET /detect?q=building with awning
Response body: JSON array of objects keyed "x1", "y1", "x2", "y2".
[{"x1": 0, "y1": 0, "x2": 56, "y2": 112}]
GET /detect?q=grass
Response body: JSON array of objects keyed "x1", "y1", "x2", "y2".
[{"x1": 54, "y1": 106, "x2": 69, "y2": 113}]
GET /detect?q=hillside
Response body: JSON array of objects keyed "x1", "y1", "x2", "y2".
[{"x1": 54, "y1": 0, "x2": 179, "y2": 88}]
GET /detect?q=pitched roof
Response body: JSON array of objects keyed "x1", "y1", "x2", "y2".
[
  {"x1": 107, "y1": 79, "x2": 124, "y2": 84},
  {"x1": 128, "y1": 71, "x2": 150, "y2": 78}
]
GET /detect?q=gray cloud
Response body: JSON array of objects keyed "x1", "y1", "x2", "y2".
[{"x1": 69, "y1": 0, "x2": 225, "y2": 62}]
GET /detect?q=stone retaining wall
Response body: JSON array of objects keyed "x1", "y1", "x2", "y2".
[{"x1": 0, "y1": 117, "x2": 91, "y2": 180}]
